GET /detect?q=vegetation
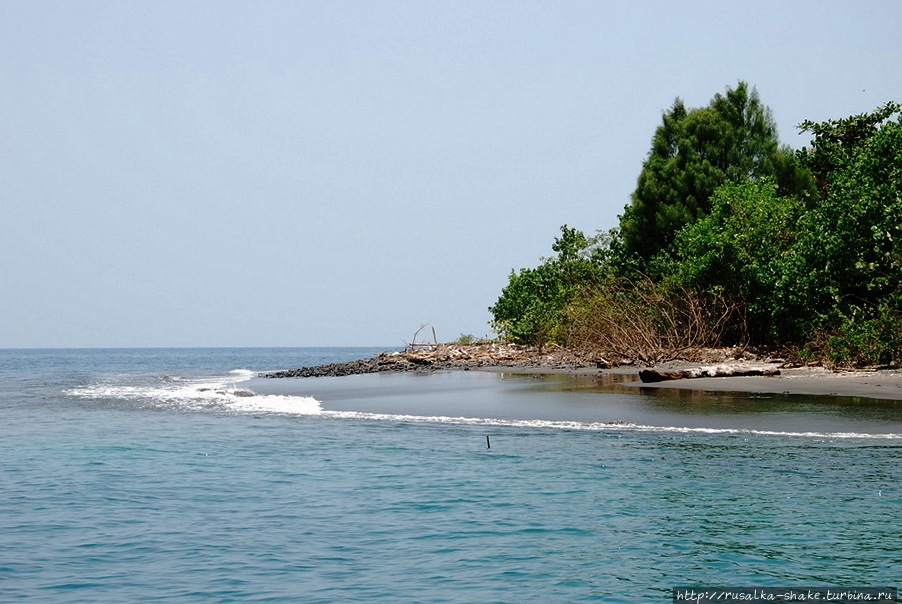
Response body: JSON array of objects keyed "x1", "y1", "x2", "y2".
[
  {"x1": 490, "y1": 84, "x2": 901, "y2": 367},
  {"x1": 618, "y1": 82, "x2": 814, "y2": 264},
  {"x1": 563, "y1": 277, "x2": 741, "y2": 364},
  {"x1": 489, "y1": 226, "x2": 603, "y2": 349},
  {"x1": 453, "y1": 333, "x2": 493, "y2": 345}
]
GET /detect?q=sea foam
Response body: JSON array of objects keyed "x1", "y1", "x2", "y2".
[
  {"x1": 316, "y1": 410, "x2": 902, "y2": 440},
  {"x1": 66, "y1": 368, "x2": 323, "y2": 415}
]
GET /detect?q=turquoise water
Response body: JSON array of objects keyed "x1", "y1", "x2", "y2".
[{"x1": 1, "y1": 348, "x2": 899, "y2": 602}]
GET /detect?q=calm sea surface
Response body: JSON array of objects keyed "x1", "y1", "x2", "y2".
[{"x1": 1, "y1": 348, "x2": 899, "y2": 602}]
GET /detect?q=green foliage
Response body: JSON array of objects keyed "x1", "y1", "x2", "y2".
[
  {"x1": 819, "y1": 308, "x2": 902, "y2": 367},
  {"x1": 454, "y1": 333, "x2": 479, "y2": 345},
  {"x1": 670, "y1": 102, "x2": 902, "y2": 361},
  {"x1": 620, "y1": 82, "x2": 813, "y2": 262},
  {"x1": 489, "y1": 225, "x2": 602, "y2": 347},
  {"x1": 799, "y1": 101, "x2": 901, "y2": 196},
  {"x1": 489, "y1": 266, "x2": 562, "y2": 347},
  {"x1": 784, "y1": 104, "x2": 902, "y2": 343},
  {"x1": 672, "y1": 179, "x2": 805, "y2": 340},
  {"x1": 491, "y1": 93, "x2": 901, "y2": 366}
]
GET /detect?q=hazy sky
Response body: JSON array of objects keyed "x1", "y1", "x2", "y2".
[{"x1": 2, "y1": 1, "x2": 900, "y2": 348}]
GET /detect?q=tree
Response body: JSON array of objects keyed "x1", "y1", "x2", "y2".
[
  {"x1": 672, "y1": 102, "x2": 902, "y2": 361},
  {"x1": 798, "y1": 101, "x2": 901, "y2": 196},
  {"x1": 786, "y1": 102, "x2": 902, "y2": 362},
  {"x1": 489, "y1": 226, "x2": 601, "y2": 347},
  {"x1": 489, "y1": 263, "x2": 567, "y2": 347},
  {"x1": 619, "y1": 82, "x2": 813, "y2": 262},
  {"x1": 672, "y1": 179, "x2": 804, "y2": 341}
]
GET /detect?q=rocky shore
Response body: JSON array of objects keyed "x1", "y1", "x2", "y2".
[
  {"x1": 260, "y1": 343, "x2": 595, "y2": 378},
  {"x1": 259, "y1": 342, "x2": 765, "y2": 379}
]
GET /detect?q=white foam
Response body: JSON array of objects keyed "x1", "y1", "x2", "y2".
[
  {"x1": 316, "y1": 410, "x2": 902, "y2": 440},
  {"x1": 225, "y1": 393, "x2": 322, "y2": 415},
  {"x1": 66, "y1": 369, "x2": 323, "y2": 416}
]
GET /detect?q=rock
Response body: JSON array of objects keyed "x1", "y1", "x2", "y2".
[{"x1": 259, "y1": 343, "x2": 586, "y2": 379}]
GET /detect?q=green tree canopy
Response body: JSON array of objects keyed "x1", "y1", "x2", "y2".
[
  {"x1": 673, "y1": 102, "x2": 902, "y2": 356},
  {"x1": 489, "y1": 226, "x2": 601, "y2": 347},
  {"x1": 799, "y1": 101, "x2": 901, "y2": 196},
  {"x1": 490, "y1": 91, "x2": 901, "y2": 365},
  {"x1": 672, "y1": 179, "x2": 804, "y2": 341},
  {"x1": 619, "y1": 82, "x2": 813, "y2": 262},
  {"x1": 788, "y1": 103, "x2": 902, "y2": 327}
]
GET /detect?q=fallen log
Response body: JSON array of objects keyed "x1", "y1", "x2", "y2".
[{"x1": 639, "y1": 364, "x2": 781, "y2": 383}]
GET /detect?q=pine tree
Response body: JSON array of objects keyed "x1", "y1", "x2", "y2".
[{"x1": 619, "y1": 82, "x2": 813, "y2": 262}]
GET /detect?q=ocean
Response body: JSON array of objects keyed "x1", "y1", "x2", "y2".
[{"x1": 1, "y1": 347, "x2": 899, "y2": 603}]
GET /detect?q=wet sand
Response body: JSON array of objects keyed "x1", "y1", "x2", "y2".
[
  {"x1": 614, "y1": 365, "x2": 902, "y2": 401},
  {"x1": 262, "y1": 347, "x2": 902, "y2": 402},
  {"x1": 248, "y1": 365, "x2": 902, "y2": 436},
  {"x1": 473, "y1": 362, "x2": 902, "y2": 401}
]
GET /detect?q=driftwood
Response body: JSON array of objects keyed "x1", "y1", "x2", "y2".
[
  {"x1": 409, "y1": 324, "x2": 438, "y2": 348},
  {"x1": 639, "y1": 364, "x2": 781, "y2": 383},
  {"x1": 261, "y1": 342, "x2": 785, "y2": 381}
]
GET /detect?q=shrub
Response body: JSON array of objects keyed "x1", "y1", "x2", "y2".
[
  {"x1": 563, "y1": 277, "x2": 743, "y2": 364},
  {"x1": 816, "y1": 307, "x2": 902, "y2": 367},
  {"x1": 672, "y1": 179, "x2": 805, "y2": 341},
  {"x1": 489, "y1": 226, "x2": 603, "y2": 348}
]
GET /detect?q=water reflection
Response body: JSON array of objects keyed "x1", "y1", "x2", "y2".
[{"x1": 496, "y1": 373, "x2": 902, "y2": 435}]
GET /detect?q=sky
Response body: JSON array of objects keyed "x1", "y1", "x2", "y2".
[{"x1": 2, "y1": 0, "x2": 900, "y2": 348}]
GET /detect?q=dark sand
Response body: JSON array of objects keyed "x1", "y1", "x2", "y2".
[
  {"x1": 248, "y1": 363, "x2": 902, "y2": 435},
  {"x1": 620, "y1": 365, "x2": 902, "y2": 401},
  {"x1": 263, "y1": 349, "x2": 902, "y2": 402},
  {"x1": 473, "y1": 362, "x2": 902, "y2": 401}
]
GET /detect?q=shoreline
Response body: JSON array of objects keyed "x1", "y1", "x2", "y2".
[
  {"x1": 260, "y1": 343, "x2": 902, "y2": 402},
  {"x1": 621, "y1": 365, "x2": 902, "y2": 401}
]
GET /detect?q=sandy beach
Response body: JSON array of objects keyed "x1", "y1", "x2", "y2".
[
  {"x1": 613, "y1": 364, "x2": 902, "y2": 401},
  {"x1": 251, "y1": 356, "x2": 902, "y2": 437}
]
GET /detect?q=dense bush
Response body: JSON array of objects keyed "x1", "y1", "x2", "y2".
[
  {"x1": 619, "y1": 82, "x2": 813, "y2": 262},
  {"x1": 817, "y1": 308, "x2": 902, "y2": 367},
  {"x1": 564, "y1": 277, "x2": 742, "y2": 364},
  {"x1": 489, "y1": 226, "x2": 602, "y2": 348},
  {"x1": 671, "y1": 179, "x2": 804, "y2": 341},
  {"x1": 490, "y1": 97, "x2": 901, "y2": 366}
]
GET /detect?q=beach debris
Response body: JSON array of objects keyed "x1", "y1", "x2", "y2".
[
  {"x1": 408, "y1": 324, "x2": 439, "y2": 348},
  {"x1": 260, "y1": 343, "x2": 787, "y2": 381},
  {"x1": 260, "y1": 342, "x2": 594, "y2": 378},
  {"x1": 638, "y1": 364, "x2": 781, "y2": 383}
]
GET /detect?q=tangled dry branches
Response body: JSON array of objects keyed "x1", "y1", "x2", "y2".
[{"x1": 563, "y1": 278, "x2": 745, "y2": 364}]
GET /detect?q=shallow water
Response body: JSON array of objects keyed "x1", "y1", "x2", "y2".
[
  {"x1": 250, "y1": 369, "x2": 902, "y2": 437},
  {"x1": 1, "y1": 348, "x2": 899, "y2": 602}
]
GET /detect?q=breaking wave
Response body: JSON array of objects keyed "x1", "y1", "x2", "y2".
[{"x1": 66, "y1": 368, "x2": 322, "y2": 415}]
